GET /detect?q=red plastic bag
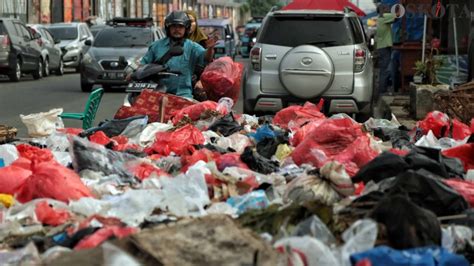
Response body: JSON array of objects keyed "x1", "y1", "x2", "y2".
[
  {"x1": 172, "y1": 101, "x2": 220, "y2": 125},
  {"x1": 290, "y1": 119, "x2": 326, "y2": 146},
  {"x1": 89, "y1": 131, "x2": 111, "y2": 146},
  {"x1": 0, "y1": 164, "x2": 32, "y2": 195},
  {"x1": 444, "y1": 179, "x2": 474, "y2": 207},
  {"x1": 181, "y1": 148, "x2": 217, "y2": 172},
  {"x1": 471, "y1": 118, "x2": 474, "y2": 133},
  {"x1": 215, "y1": 153, "x2": 249, "y2": 172},
  {"x1": 35, "y1": 201, "x2": 70, "y2": 226},
  {"x1": 149, "y1": 124, "x2": 205, "y2": 156},
  {"x1": 201, "y1": 57, "x2": 243, "y2": 104},
  {"x1": 16, "y1": 144, "x2": 54, "y2": 164},
  {"x1": 291, "y1": 118, "x2": 377, "y2": 176},
  {"x1": 114, "y1": 90, "x2": 195, "y2": 123},
  {"x1": 74, "y1": 226, "x2": 137, "y2": 250},
  {"x1": 452, "y1": 119, "x2": 472, "y2": 140},
  {"x1": 130, "y1": 162, "x2": 170, "y2": 181},
  {"x1": 442, "y1": 143, "x2": 474, "y2": 171},
  {"x1": 417, "y1": 111, "x2": 450, "y2": 138},
  {"x1": 273, "y1": 101, "x2": 325, "y2": 130},
  {"x1": 16, "y1": 162, "x2": 94, "y2": 203},
  {"x1": 57, "y1": 128, "x2": 83, "y2": 135}
]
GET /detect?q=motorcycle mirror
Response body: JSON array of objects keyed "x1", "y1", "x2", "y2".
[
  {"x1": 169, "y1": 46, "x2": 184, "y2": 56},
  {"x1": 118, "y1": 56, "x2": 128, "y2": 66}
]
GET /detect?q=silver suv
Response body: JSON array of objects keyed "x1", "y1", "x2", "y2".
[{"x1": 243, "y1": 9, "x2": 374, "y2": 120}]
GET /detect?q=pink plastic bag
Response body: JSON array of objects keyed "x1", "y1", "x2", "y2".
[
  {"x1": 417, "y1": 111, "x2": 450, "y2": 138},
  {"x1": 35, "y1": 201, "x2": 70, "y2": 226},
  {"x1": 201, "y1": 57, "x2": 243, "y2": 104},
  {"x1": 149, "y1": 124, "x2": 205, "y2": 156},
  {"x1": 273, "y1": 101, "x2": 325, "y2": 130}
]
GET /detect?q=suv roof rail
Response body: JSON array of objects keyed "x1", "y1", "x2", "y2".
[{"x1": 108, "y1": 17, "x2": 154, "y2": 27}]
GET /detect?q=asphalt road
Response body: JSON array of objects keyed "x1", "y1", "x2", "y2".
[{"x1": 1, "y1": 58, "x2": 248, "y2": 138}]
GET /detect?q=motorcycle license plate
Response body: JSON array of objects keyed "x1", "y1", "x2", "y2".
[{"x1": 126, "y1": 83, "x2": 158, "y2": 92}]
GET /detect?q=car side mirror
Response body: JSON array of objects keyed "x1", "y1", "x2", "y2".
[
  {"x1": 84, "y1": 39, "x2": 92, "y2": 46},
  {"x1": 118, "y1": 56, "x2": 128, "y2": 67}
]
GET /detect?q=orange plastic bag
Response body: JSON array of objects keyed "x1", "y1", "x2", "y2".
[
  {"x1": 201, "y1": 57, "x2": 243, "y2": 104},
  {"x1": 16, "y1": 162, "x2": 94, "y2": 203},
  {"x1": 273, "y1": 101, "x2": 325, "y2": 130},
  {"x1": 149, "y1": 124, "x2": 205, "y2": 156},
  {"x1": 35, "y1": 201, "x2": 70, "y2": 226}
]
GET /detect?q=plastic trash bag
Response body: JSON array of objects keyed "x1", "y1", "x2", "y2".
[
  {"x1": 0, "y1": 164, "x2": 32, "y2": 195},
  {"x1": 442, "y1": 143, "x2": 474, "y2": 171},
  {"x1": 364, "y1": 114, "x2": 402, "y2": 130},
  {"x1": 257, "y1": 135, "x2": 289, "y2": 159},
  {"x1": 128, "y1": 162, "x2": 170, "y2": 181},
  {"x1": 70, "y1": 136, "x2": 139, "y2": 184},
  {"x1": 216, "y1": 97, "x2": 234, "y2": 114},
  {"x1": 201, "y1": 56, "x2": 243, "y2": 104},
  {"x1": 160, "y1": 161, "x2": 211, "y2": 216},
  {"x1": 442, "y1": 225, "x2": 473, "y2": 253},
  {"x1": 215, "y1": 153, "x2": 249, "y2": 172},
  {"x1": 16, "y1": 143, "x2": 54, "y2": 164},
  {"x1": 338, "y1": 219, "x2": 378, "y2": 266},
  {"x1": 120, "y1": 115, "x2": 148, "y2": 139},
  {"x1": 240, "y1": 147, "x2": 279, "y2": 174},
  {"x1": 417, "y1": 111, "x2": 450, "y2": 138},
  {"x1": 248, "y1": 124, "x2": 276, "y2": 143},
  {"x1": 0, "y1": 144, "x2": 18, "y2": 166},
  {"x1": 20, "y1": 108, "x2": 64, "y2": 137},
  {"x1": 75, "y1": 226, "x2": 138, "y2": 250},
  {"x1": 273, "y1": 101, "x2": 325, "y2": 130},
  {"x1": 292, "y1": 215, "x2": 337, "y2": 246},
  {"x1": 275, "y1": 144, "x2": 293, "y2": 162},
  {"x1": 138, "y1": 122, "x2": 173, "y2": 147},
  {"x1": 290, "y1": 120, "x2": 326, "y2": 147},
  {"x1": 69, "y1": 197, "x2": 111, "y2": 218},
  {"x1": 350, "y1": 246, "x2": 469, "y2": 266},
  {"x1": 208, "y1": 113, "x2": 243, "y2": 137},
  {"x1": 0, "y1": 242, "x2": 42, "y2": 265},
  {"x1": 275, "y1": 236, "x2": 340, "y2": 266},
  {"x1": 0, "y1": 194, "x2": 14, "y2": 208},
  {"x1": 80, "y1": 115, "x2": 148, "y2": 138},
  {"x1": 16, "y1": 161, "x2": 94, "y2": 203},
  {"x1": 226, "y1": 190, "x2": 270, "y2": 215},
  {"x1": 89, "y1": 131, "x2": 112, "y2": 145},
  {"x1": 452, "y1": 119, "x2": 472, "y2": 141},
  {"x1": 172, "y1": 100, "x2": 220, "y2": 124},
  {"x1": 35, "y1": 200, "x2": 70, "y2": 226},
  {"x1": 216, "y1": 133, "x2": 252, "y2": 154},
  {"x1": 444, "y1": 179, "x2": 474, "y2": 207},
  {"x1": 149, "y1": 124, "x2": 205, "y2": 156}
]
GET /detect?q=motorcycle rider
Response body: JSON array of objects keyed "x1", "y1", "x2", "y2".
[{"x1": 140, "y1": 11, "x2": 216, "y2": 99}]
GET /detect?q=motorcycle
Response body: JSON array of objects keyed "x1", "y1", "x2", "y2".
[{"x1": 119, "y1": 46, "x2": 184, "y2": 106}]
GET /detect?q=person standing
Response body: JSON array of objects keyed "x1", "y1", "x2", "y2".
[{"x1": 376, "y1": 4, "x2": 397, "y2": 97}]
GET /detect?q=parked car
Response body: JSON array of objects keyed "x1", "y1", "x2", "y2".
[
  {"x1": 0, "y1": 18, "x2": 43, "y2": 81},
  {"x1": 243, "y1": 9, "x2": 374, "y2": 121},
  {"x1": 198, "y1": 18, "x2": 236, "y2": 59},
  {"x1": 27, "y1": 24, "x2": 64, "y2": 76},
  {"x1": 90, "y1": 24, "x2": 111, "y2": 37},
  {"x1": 46, "y1": 22, "x2": 93, "y2": 72},
  {"x1": 80, "y1": 17, "x2": 164, "y2": 92}
]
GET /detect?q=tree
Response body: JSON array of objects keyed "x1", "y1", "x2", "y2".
[{"x1": 246, "y1": 0, "x2": 283, "y2": 17}]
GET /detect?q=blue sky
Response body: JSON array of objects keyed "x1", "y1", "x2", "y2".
[{"x1": 350, "y1": 0, "x2": 377, "y2": 13}]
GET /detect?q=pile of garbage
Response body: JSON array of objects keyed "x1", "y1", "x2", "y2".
[{"x1": 1, "y1": 98, "x2": 474, "y2": 265}]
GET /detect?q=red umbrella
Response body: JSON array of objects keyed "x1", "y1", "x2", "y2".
[{"x1": 283, "y1": 0, "x2": 367, "y2": 17}]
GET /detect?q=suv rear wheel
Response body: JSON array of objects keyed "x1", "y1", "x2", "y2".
[
  {"x1": 8, "y1": 59, "x2": 22, "y2": 82},
  {"x1": 32, "y1": 59, "x2": 43, "y2": 80}
]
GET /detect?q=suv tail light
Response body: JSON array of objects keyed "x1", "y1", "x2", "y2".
[
  {"x1": 250, "y1": 47, "x2": 261, "y2": 71},
  {"x1": 354, "y1": 48, "x2": 366, "y2": 72},
  {"x1": 1, "y1": 35, "x2": 11, "y2": 50}
]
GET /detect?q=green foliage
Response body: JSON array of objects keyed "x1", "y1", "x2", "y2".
[{"x1": 246, "y1": 0, "x2": 283, "y2": 17}]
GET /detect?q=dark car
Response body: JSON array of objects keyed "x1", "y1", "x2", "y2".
[
  {"x1": 0, "y1": 18, "x2": 43, "y2": 81},
  {"x1": 90, "y1": 24, "x2": 111, "y2": 37},
  {"x1": 28, "y1": 24, "x2": 64, "y2": 76},
  {"x1": 80, "y1": 18, "x2": 163, "y2": 92}
]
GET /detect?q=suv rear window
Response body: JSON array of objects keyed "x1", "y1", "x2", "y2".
[
  {"x1": 94, "y1": 27, "x2": 153, "y2": 47},
  {"x1": 259, "y1": 15, "x2": 354, "y2": 48}
]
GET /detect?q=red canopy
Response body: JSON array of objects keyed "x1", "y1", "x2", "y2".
[{"x1": 283, "y1": 0, "x2": 367, "y2": 17}]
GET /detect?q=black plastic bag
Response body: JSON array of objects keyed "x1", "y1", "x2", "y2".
[
  {"x1": 370, "y1": 195, "x2": 441, "y2": 250},
  {"x1": 388, "y1": 169, "x2": 468, "y2": 216},
  {"x1": 240, "y1": 146, "x2": 279, "y2": 174},
  {"x1": 80, "y1": 115, "x2": 147, "y2": 138},
  {"x1": 406, "y1": 146, "x2": 464, "y2": 178},
  {"x1": 373, "y1": 126, "x2": 413, "y2": 150},
  {"x1": 352, "y1": 152, "x2": 409, "y2": 184},
  {"x1": 208, "y1": 113, "x2": 243, "y2": 137},
  {"x1": 256, "y1": 135, "x2": 289, "y2": 159}
]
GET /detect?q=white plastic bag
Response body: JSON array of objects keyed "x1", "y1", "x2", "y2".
[
  {"x1": 139, "y1": 122, "x2": 173, "y2": 147},
  {"x1": 0, "y1": 144, "x2": 18, "y2": 166},
  {"x1": 20, "y1": 108, "x2": 64, "y2": 137},
  {"x1": 274, "y1": 236, "x2": 340, "y2": 266}
]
